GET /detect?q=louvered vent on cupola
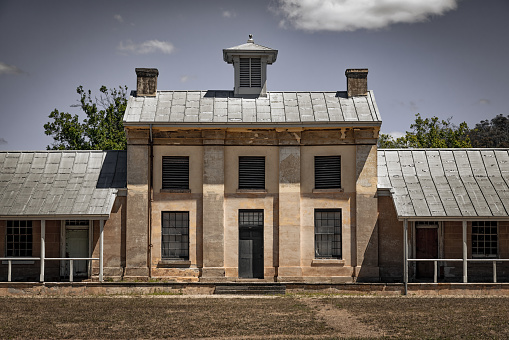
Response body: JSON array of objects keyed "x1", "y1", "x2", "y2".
[
  {"x1": 223, "y1": 35, "x2": 278, "y2": 97},
  {"x1": 240, "y1": 58, "x2": 262, "y2": 88}
]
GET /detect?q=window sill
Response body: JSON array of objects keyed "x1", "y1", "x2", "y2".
[
  {"x1": 157, "y1": 260, "x2": 191, "y2": 268},
  {"x1": 311, "y1": 259, "x2": 345, "y2": 267},
  {"x1": 236, "y1": 189, "x2": 267, "y2": 194},
  {"x1": 161, "y1": 189, "x2": 191, "y2": 194},
  {"x1": 312, "y1": 188, "x2": 344, "y2": 193}
]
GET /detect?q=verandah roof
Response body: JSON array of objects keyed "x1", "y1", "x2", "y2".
[
  {"x1": 0, "y1": 150, "x2": 126, "y2": 219},
  {"x1": 378, "y1": 149, "x2": 509, "y2": 220}
]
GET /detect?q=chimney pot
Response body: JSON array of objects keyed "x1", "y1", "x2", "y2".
[
  {"x1": 345, "y1": 68, "x2": 368, "y2": 97},
  {"x1": 135, "y1": 68, "x2": 159, "y2": 96}
]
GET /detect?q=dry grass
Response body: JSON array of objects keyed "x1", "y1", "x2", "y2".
[{"x1": 0, "y1": 295, "x2": 508, "y2": 339}]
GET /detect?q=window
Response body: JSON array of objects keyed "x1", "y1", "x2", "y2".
[
  {"x1": 239, "y1": 58, "x2": 261, "y2": 87},
  {"x1": 472, "y1": 221, "x2": 497, "y2": 257},
  {"x1": 238, "y1": 156, "x2": 265, "y2": 190},
  {"x1": 162, "y1": 156, "x2": 189, "y2": 190},
  {"x1": 314, "y1": 209, "x2": 341, "y2": 259},
  {"x1": 161, "y1": 212, "x2": 189, "y2": 260},
  {"x1": 315, "y1": 156, "x2": 341, "y2": 189},
  {"x1": 6, "y1": 221, "x2": 32, "y2": 257},
  {"x1": 239, "y1": 210, "x2": 264, "y2": 227}
]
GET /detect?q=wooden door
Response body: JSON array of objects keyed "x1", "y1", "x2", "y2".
[
  {"x1": 415, "y1": 227, "x2": 438, "y2": 279},
  {"x1": 65, "y1": 229, "x2": 89, "y2": 278}
]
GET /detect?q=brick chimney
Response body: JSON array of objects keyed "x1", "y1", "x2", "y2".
[
  {"x1": 345, "y1": 69, "x2": 368, "y2": 97},
  {"x1": 135, "y1": 68, "x2": 159, "y2": 96}
]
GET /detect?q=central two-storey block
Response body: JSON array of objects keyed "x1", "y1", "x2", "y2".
[{"x1": 123, "y1": 37, "x2": 382, "y2": 282}]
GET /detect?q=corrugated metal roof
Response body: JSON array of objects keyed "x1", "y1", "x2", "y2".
[
  {"x1": 124, "y1": 90, "x2": 381, "y2": 126},
  {"x1": 378, "y1": 149, "x2": 509, "y2": 219},
  {"x1": 0, "y1": 150, "x2": 126, "y2": 218}
]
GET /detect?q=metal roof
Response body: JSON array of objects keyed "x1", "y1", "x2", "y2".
[
  {"x1": 123, "y1": 90, "x2": 381, "y2": 127},
  {"x1": 378, "y1": 149, "x2": 509, "y2": 220},
  {"x1": 0, "y1": 150, "x2": 126, "y2": 219}
]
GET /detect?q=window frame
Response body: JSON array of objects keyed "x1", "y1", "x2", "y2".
[
  {"x1": 314, "y1": 155, "x2": 341, "y2": 190},
  {"x1": 161, "y1": 211, "x2": 190, "y2": 261},
  {"x1": 238, "y1": 156, "x2": 266, "y2": 190},
  {"x1": 162, "y1": 156, "x2": 190, "y2": 191},
  {"x1": 6, "y1": 220, "x2": 33, "y2": 257},
  {"x1": 472, "y1": 221, "x2": 498, "y2": 258},
  {"x1": 314, "y1": 209, "x2": 342, "y2": 259}
]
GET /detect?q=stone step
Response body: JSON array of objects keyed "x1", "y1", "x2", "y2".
[{"x1": 214, "y1": 284, "x2": 286, "y2": 295}]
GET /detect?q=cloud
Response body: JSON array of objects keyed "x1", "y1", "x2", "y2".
[
  {"x1": 117, "y1": 40, "x2": 175, "y2": 55},
  {"x1": 274, "y1": 0, "x2": 458, "y2": 32},
  {"x1": 0, "y1": 61, "x2": 25, "y2": 75},
  {"x1": 0, "y1": 138, "x2": 7, "y2": 145},
  {"x1": 478, "y1": 99, "x2": 491, "y2": 105},
  {"x1": 114, "y1": 14, "x2": 124, "y2": 23},
  {"x1": 180, "y1": 75, "x2": 190, "y2": 83},
  {"x1": 222, "y1": 10, "x2": 236, "y2": 18}
]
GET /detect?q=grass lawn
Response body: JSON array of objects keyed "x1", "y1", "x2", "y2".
[{"x1": 0, "y1": 295, "x2": 508, "y2": 339}]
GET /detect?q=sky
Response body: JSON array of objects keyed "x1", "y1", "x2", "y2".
[{"x1": 0, "y1": 0, "x2": 508, "y2": 150}]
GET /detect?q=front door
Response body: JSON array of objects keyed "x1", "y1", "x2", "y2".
[
  {"x1": 65, "y1": 229, "x2": 89, "y2": 278},
  {"x1": 239, "y1": 210, "x2": 264, "y2": 279},
  {"x1": 415, "y1": 223, "x2": 438, "y2": 279}
]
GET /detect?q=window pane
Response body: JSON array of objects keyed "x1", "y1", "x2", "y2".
[
  {"x1": 314, "y1": 209, "x2": 341, "y2": 259},
  {"x1": 161, "y1": 212, "x2": 189, "y2": 260}
]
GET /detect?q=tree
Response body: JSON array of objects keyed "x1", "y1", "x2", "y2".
[
  {"x1": 469, "y1": 114, "x2": 509, "y2": 148},
  {"x1": 44, "y1": 85, "x2": 128, "y2": 150},
  {"x1": 378, "y1": 113, "x2": 471, "y2": 149}
]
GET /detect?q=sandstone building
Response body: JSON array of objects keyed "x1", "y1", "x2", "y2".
[{"x1": 1, "y1": 37, "x2": 508, "y2": 284}]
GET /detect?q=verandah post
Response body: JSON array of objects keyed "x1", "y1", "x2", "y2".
[
  {"x1": 462, "y1": 220, "x2": 467, "y2": 283},
  {"x1": 40, "y1": 220, "x2": 45, "y2": 282}
]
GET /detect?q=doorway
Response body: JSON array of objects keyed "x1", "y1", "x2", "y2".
[
  {"x1": 238, "y1": 210, "x2": 264, "y2": 279},
  {"x1": 62, "y1": 220, "x2": 91, "y2": 279},
  {"x1": 415, "y1": 222, "x2": 439, "y2": 279}
]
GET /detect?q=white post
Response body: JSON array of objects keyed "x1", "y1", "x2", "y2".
[
  {"x1": 70, "y1": 260, "x2": 73, "y2": 283},
  {"x1": 99, "y1": 219, "x2": 104, "y2": 282},
  {"x1": 434, "y1": 261, "x2": 437, "y2": 283},
  {"x1": 462, "y1": 220, "x2": 467, "y2": 283},
  {"x1": 403, "y1": 219, "x2": 408, "y2": 295},
  {"x1": 8, "y1": 260, "x2": 11, "y2": 282},
  {"x1": 493, "y1": 261, "x2": 497, "y2": 283},
  {"x1": 40, "y1": 220, "x2": 46, "y2": 282}
]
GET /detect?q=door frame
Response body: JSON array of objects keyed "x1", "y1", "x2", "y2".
[
  {"x1": 412, "y1": 221, "x2": 442, "y2": 280},
  {"x1": 60, "y1": 220, "x2": 93, "y2": 278},
  {"x1": 238, "y1": 209, "x2": 264, "y2": 279}
]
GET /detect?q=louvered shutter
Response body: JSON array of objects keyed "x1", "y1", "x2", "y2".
[
  {"x1": 250, "y1": 58, "x2": 261, "y2": 87},
  {"x1": 239, "y1": 156, "x2": 265, "y2": 189},
  {"x1": 315, "y1": 156, "x2": 341, "y2": 189},
  {"x1": 162, "y1": 156, "x2": 189, "y2": 190},
  {"x1": 239, "y1": 58, "x2": 261, "y2": 88}
]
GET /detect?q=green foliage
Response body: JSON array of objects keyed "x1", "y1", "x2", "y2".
[
  {"x1": 44, "y1": 85, "x2": 128, "y2": 150},
  {"x1": 378, "y1": 113, "x2": 471, "y2": 149},
  {"x1": 469, "y1": 114, "x2": 509, "y2": 148}
]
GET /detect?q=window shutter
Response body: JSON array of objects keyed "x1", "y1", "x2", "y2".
[
  {"x1": 250, "y1": 58, "x2": 262, "y2": 87},
  {"x1": 239, "y1": 58, "x2": 261, "y2": 88},
  {"x1": 239, "y1": 156, "x2": 265, "y2": 189},
  {"x1": 239, "y1": 58, "x2": 250, "y2": 87},
  {"x1": 315, "y1": 156, "x2": 341, "y2": 189},
  {"x1": 162, "y1": 156, "x2": 189, "y2": 190}
]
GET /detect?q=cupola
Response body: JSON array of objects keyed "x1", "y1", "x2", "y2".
[{"x1": 223, "y1": 35, "x2": 278, "y2": 97}]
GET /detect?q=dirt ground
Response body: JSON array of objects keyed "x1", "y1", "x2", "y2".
[{"x1": 0, "y1": 295, "x2": 508, "y2": 339}]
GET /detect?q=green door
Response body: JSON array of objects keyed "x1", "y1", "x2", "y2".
[{"x1": 65, "y1": 229, "x2": 89, "y2": 278}]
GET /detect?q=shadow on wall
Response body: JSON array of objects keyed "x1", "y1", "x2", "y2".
[{"x1": 356, "y1": 226, "x2": 380, "y2": 283}]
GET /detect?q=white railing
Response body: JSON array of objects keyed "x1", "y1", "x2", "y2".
[
  {"x1": 1, "y1": 257, "x2": 99, "y2": 283},
  {"x1": 46, "y1": 258, "x2": 99, "y2": 282},
  {"x1": 407, "y1": 258, "x2": 509, "y2": 283}
]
